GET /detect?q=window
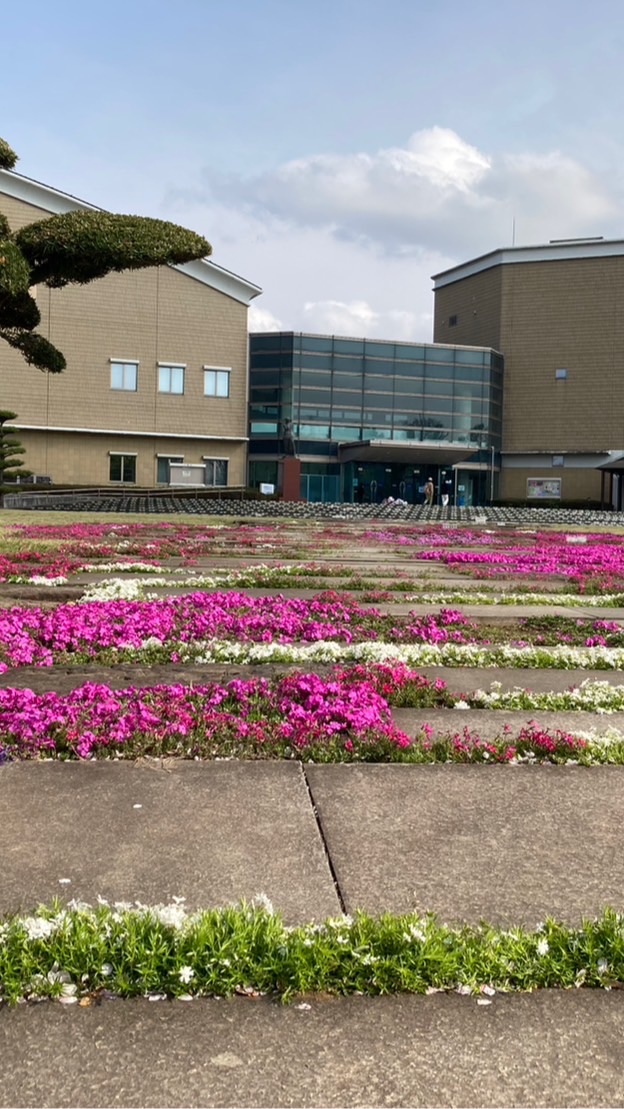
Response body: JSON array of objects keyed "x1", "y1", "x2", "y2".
[
  {"x1": 109, "y1": 454, "x2": 136, "y2": 482},
  {"x1": 156, "y1": 455, "x2": 183, "y2": 483},
  {"x1": 448, "y1": 315, "x2": 458, "y2": 327},
  {"x1": 158, "y1": 364, "x2": 185, "y2": 394},
  {"x1": 110, "y1": 361, "x2": 138, "y2": 391},
  {"x1": 204, "y1": 368, "x2": 230, "y2": 397},
  {"x1": 555, "y1": 368, "x2": 568, "y2": 380},
  {"x1": 203, "y1": 458, "x2": 228, "y2": 486}
]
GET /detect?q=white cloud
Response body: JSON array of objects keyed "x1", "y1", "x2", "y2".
[
  {"x1": 206, "y1": 126, "x2": 619, "y2": 256},
  {"x1": 163, "y1": 125, "x2": 623, "y2": 344},
  {"x1": 302, "y1": 299, "x2": 431, "y2": 340},
  {"x1": 248, "y1": 304, "x2": 283, "y2": 332}
]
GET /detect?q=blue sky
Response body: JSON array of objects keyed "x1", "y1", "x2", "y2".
[{"x1": 4, "y1": 0, "x2": 624, "y2": 337}]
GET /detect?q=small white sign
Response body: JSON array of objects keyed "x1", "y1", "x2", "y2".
[{"x1": 260, "y1": 483, "x2": 275, "y2": 495}]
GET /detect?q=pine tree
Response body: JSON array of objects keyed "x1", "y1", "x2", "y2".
[{"x1": 0, "y1": 137, "x2": 211, "y2": 374}]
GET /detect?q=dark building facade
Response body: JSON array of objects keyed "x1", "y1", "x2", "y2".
[{"x1": 249, "y1": 332, "x2": 503, "y2": 504}]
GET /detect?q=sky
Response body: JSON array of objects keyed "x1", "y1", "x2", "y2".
[{"x1": 3, "y1": 0, "x2": 624, "y2": 340}]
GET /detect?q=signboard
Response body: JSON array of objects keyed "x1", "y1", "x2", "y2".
[
  {"x1": 259, "y1": 483, "x2": 275, "y2": 495},
  {"x1": 527, "y1": 478, "x2": 561, "y2": 499},
  {"x1": 169, "y1": 463, "x2": 206, "y2": 487}
]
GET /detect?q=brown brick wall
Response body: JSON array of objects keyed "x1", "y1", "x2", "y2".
[
  {"x1": 500, "y1": 467, "x2": 602, "y2": 502},
  {"x1": 13, "y1": 430, "x2": 246, "y2": 487},
  {"x1": 0, "y1": 192, "x2": 249, "y2": 486},
  {"x1": 499, "y1": 257, "x2": 624, "y2": 453},
  {"x1": 433, "y1": 267, "x2": 502, "y2": 349}
]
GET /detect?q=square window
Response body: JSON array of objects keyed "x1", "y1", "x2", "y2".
[
  {"x1": 156, "y1": 455, "x2": 184, "y2": 483},
  {"x1": 158, "y1": 365, "x2": 185, "y2": 394},
  {"x1": 555, "y1": 368, "x2": 568, "y2": 380},
  {"x1": 109, "y1": 454, "x2": 136, "y2": 482},
  {"x1": 203, "y1": 458, "x2": 228, "y2": 486},
  {"x1": 448, "y1": 315, "x2": 458, "y2": 327},
  {"x1": 110, "y1": 361, "x2": 138, "y2": 391},
  {"x1": 204, "y1": 368, "x2": 231, "y2": 397}
]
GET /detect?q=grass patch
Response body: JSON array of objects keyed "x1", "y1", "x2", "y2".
[{"x1": 2, "y1": 901, "x2": 624, "y2": 1006}]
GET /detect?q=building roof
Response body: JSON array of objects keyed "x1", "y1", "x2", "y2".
[
  {"x1": 431, "y1": 238, "x2": 624, "y2": 289},
  {"x1": 0, "y1": 167, "x2": 262, "y2": 307}
]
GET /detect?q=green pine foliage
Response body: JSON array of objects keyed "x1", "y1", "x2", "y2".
[
  {"x1": 0, "y1": 135, "x2": 212, "y2": 373},
  {"x1": 0, "y1": 410, "x2": 30, "y2": 489}
]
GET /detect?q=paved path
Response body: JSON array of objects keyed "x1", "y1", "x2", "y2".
[{"x1": 2, "y1": 991, "x2": 624, "y2": 1108}]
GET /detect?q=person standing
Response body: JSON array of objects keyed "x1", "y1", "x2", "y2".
[{"x1": 424, "y1": 478, "x2": 435, "y2": 506}]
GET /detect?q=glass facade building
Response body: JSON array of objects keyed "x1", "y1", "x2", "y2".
[{"x1": 249, "y1": 333, "x2": 503, "y2": 505}]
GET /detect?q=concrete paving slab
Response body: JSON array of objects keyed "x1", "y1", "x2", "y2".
[
  {"x1": 392, "y1": 706, "x2": 624, "y2": 739},
  {"x1": 307, "y1": 764, "x2": 624, "y2": 924},
  {"x1": 0, "y1": 762, "x2": 340, "y2": 922},
  {"x1": 1, "y1": 991, "x2": 624, "y2": 1108}
]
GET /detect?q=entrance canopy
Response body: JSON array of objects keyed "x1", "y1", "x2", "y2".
[{"x1": 338, "y1": 439, "x2": 479, "y2": 466}]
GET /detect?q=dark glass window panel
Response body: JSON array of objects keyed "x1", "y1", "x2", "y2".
[
  {"x1": 333, "y1": 372, "x2": 363, "y2": 390},
  {"x1": 250, "y1": 422, "x2": 279, "y2": 434},
  {"x1": 363, "y1": 375, "x2": 394, "y2": 392},
  {"x1": 394, "y1": 345, "x2": 426, "y2": 361},
  {"x1": 296, "y1": 424, "x2": 330, "y2": 438},
  {"x1": 251, "y1": 370, "x2": 284, "y2": 386},
  {"x1": 331, "y1": 410, "x2": 363, "y2": 422},
  {"x1": 333, "y1": 339, "x2": 364, "y2": 355},
  {"x1": 362, "y1": 410, "x2": 394, "y2": 424},
  {"x1": 393, "y1": 377, "x2": 424, "y2": 396},
  {"x1": 249, "y1": 335, "x2": 281, "y2": 351},
  {"x1": 300, "y1": 353, "x2": 332, "y2": 370},
  {"x1": 454, "y1": 365, "x2": 485, "y2": 382},
  {"x1": 250, "y1": 387, "x2": 280, "y2": 403},
  {"x1": 300, "y1": 407, "x2": 331, "y2": 420},
  {"x1": 364, "y1": 341, "x2": 395, "y2": 358},
  {"x1": 250, "y1": 353, "x2": 290, "y2": 370},
  {"x1": 454, "y1": 384, "x2": 485, "y2": 401},
  {"x1": 333, "y1": 355, "x2": 364, "y2": 372},
  {"x1": 299, "y1": 386, "x2": 332, "y2": 404},
  {"x1": 423, "y1": 396, "x2": 454, "y2": 414},
  {"x1": 424, "y1": 378, "x2": 453, "y2": 396},
  {"x1": 298, "y1": 371, "x2": 332, "y2": 389},
  {"x1": 363, "y1": 359, "x2": 397, "y2": 375},
  {"x1": 393, "y1": 410, "x2": 428, "y2": 427},
  {"x1": 455, "y1": 348, "x2": 487, "y2": 364},
  {"x1": 367, "y1": 428, "x2": 393, "y2": 439},
  {"x1": 250, "y1": 405, "x2": 280, "y2": 419},
  {"x1": 332, "y1": 391, "x2": 363, "y2": 407},
  {"x1": 424, "y1": 365, "x2": 454, "y2": 381},
  {"x1": 332, "y1": 426, "x2": 361, "y2": 440},
  {"x1": 425, "y1": 347, "x2": 455, "y2": 363},
  {"x1": 300, "y1": 336, "x2": 333, "y2": 352}
]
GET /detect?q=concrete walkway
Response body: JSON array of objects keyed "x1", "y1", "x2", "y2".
[{"x1": 2, "y1": 760, "x2": 624, "y2": 1106}]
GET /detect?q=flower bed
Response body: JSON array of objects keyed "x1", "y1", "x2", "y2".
[{"x1": 1, "y1": 900, "x2": 623, "y2": 1005}]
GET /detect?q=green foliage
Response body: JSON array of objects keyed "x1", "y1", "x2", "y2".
[
  {"x1": 0, "y1": 289, "x2": 41, "y2": 330},
  {"x1": 16, "y1": 211, "x2": 212, "y2": 288},
  {"x1": 0, "y1": 139, "x2": 17, "y2": 170},
  {"x1": 0, "y1": 329, "x2": 66, "y2": 373},
  {"x1": 0, "y1": 240, "x2": 30, "y2": 295},
  {"x1": 0, "y1": 411, "x2": 29, "y2": 488},
  {"x1": 1, "y1": 901, "x2": 624, "y2": 1005},
  {"x1": 0, "y1": 135, "x2": 212, "y2": 373}
]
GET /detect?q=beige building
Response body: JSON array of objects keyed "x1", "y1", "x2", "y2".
[
  {"x1": 0, "y1": 168, "x2": 261, "y2": 489},
  {"x1": 432, "y1": 239, "x2": 624, "y2": 503}
]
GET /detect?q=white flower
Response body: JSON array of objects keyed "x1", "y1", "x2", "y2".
[
  {"x1": 101, "y1": 963, "x2": 114, "y2": 977},
  {"x1": 22, "y1": 916, "x2": 56, "y2": 941},
  {"x1": 537, "y1": 938, "x2": 549, "y2": 957},
  {"x1": 597, "y1": 958, "x2": 609, "y2": 974},
  {"x1": 178, "y1": 966, "x2": 195, "y2": 984},
  {"x1": 454, "y1": 700, "x2": 470, "y2": 710},
  {"x1": 153, "y1": 903, "x2": 187, "y2": 930}
]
